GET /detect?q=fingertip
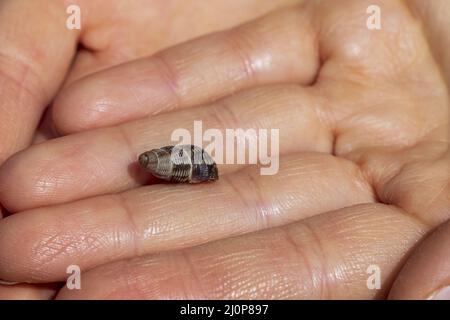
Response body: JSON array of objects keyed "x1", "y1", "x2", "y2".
[
  {"x1": 52, "y1": 81, "x2": 116, "y2": 135},
  {"x1": 0, "y1": 210, "x2": 82, "y2": 283},
  {"x1": 0, "y1": 141, "x2": 75, "y2": 212},
  {"x1": 0, "y1": 151, "x2": 31, "y2": 212},
  {"x1": 0, "y1": 214, "x2": 36, "y2": 282}
]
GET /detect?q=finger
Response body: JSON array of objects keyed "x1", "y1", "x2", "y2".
[
  {"x1": 0, "y1": 85, "x2": 333, "y2": 212},
  {"x1": 389, "y1": 220, "x2": 450, "y2": 300},
  {"x1": 63, "y1": 0, "x2": 305, "y2": 83},
  {"x1": 0, "y1": 283, "x2": 58, "y2": 300},
  {"x1": 55, "y1": 203, "x2": 426, "y2": 299},
  {"x1": 0, "y1": 0, "x2": 79, "y2": 162},
  {"x1": 52, "y1": 5, "x2": 319, "y2": 134},
  {"x1": 0, "y1": 154, "x2": 374, "y2": 283}
]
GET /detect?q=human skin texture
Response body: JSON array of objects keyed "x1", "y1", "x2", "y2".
[{"x1": 0, "y1": 0, "x2": 448, "y2": 299}]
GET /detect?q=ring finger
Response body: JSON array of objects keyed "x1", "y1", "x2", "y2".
[
  {"x1": 0, "y1": 85, "x2": 333, "y2": 212},
  {"x1": 0, "y1": 153, "x2": 374, "y2": 283}
]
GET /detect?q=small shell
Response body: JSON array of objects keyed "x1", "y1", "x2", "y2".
[{"x1": 138, "y1": 145, "x2": 218, "y2": 183}]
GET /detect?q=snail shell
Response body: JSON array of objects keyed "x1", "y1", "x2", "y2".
[{"x1": 138, "y1": 145, "x2": 218, "y2": 183}]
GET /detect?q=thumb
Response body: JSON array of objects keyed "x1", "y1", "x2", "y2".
[{"x1": 388, "y1": 220, "x2": 450, "y2": 300}]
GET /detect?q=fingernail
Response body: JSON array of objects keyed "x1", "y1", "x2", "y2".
[{"x1": 428, "y1": 286, "x2": 450, "y2": 300}]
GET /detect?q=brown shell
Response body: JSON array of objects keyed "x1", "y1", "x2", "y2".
[{"x1": 138, "y1": 145, "x2": 218, "y2": 183}]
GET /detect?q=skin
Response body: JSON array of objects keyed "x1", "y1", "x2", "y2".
[
  {"x1": 389, "y1": 220, "x2": 450, "y2": 299},
  {"x1": 0, "y1": 0, "x2": 448, "y2": 299}
]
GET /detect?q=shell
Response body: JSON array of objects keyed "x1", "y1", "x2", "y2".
[{"x1": 138, "y1": 145, "x2": 218, "y2": 183}]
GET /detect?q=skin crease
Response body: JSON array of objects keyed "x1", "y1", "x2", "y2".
[{"x1": 0, "y1": 0, "x2": 448, "y2": 299}]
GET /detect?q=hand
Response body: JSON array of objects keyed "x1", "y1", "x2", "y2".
[
  {"x1": 0, "y1": 0, "x2": 297, "y2": 299},
  {"x1": 0, "y1": 0, "x2": 291, "y2": 152},
  {"x1": 0, "y1": 0, "x2": 449, "y2": 299}
]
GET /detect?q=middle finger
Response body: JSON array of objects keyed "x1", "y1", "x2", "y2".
[{"x1": 0, "y1": 85, "x2": 333, "y2": 212}]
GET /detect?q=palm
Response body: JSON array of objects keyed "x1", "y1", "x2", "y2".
[{"x1": 0, "y1": 0, "x2": 448, "y2": 299}]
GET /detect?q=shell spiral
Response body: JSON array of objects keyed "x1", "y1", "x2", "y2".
[{"x1": 138, "y1": 145, "x2": 218, "y2": 183}]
